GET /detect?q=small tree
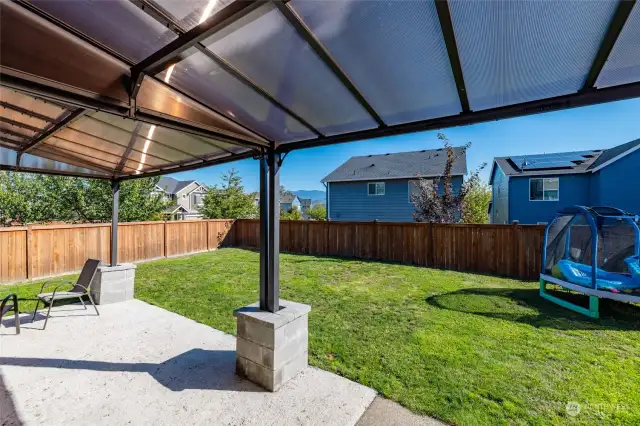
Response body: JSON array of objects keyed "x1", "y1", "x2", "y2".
[
  {"x1": 201, "y1": 169, "x2": 258, "y2": 219},
  {"x1": 461, "y1": 177, "x2": 491, "y2": 224},
  {"x1": 306, "y1": 203, "x2": 326, "y2": 221},
  {"x1": 411, "y1": 133, "x2": 486, "y2": 223},
  {"x1": 281, "y1": 208, "x2": 302, "y2": 220}
]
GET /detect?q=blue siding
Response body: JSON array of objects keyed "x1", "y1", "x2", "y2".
[
  {"x1": 590, "y1": 148, "x2": 640, "y2": 214},
  {"x1": 509, "y1": 174, "x2": 591, "y2": 224},
  {"x1": 490, "y1": 164, "x2": 509, "y2": 224},
  {"x1": 328, "y1": 177, "x2": 463, "y2": 222}
]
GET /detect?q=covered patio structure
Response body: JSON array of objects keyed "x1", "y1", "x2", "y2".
[{"x1": 2, "y1": 0, "x2": 640, "y2": 393}]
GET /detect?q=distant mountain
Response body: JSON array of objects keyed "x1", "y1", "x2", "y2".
[{"x1": 292, "y1": 190, "x2": 325, "y2": 203}]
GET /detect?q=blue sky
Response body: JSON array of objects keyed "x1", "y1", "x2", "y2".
[{"x1": 170, "y1": 98, "x2": 640, "y2": 193}]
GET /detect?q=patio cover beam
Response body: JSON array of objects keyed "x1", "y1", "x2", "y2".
[
  {"x1": 582, "y1": 0, "x2": 636, "y2": 91},
  {"x1": 272, "y1": 0, "x2": 385, "y2": 127},
  {"x1": 277, "y1": 80, "x2": 640, "y2": 153},
  {"x1": 130, "y1": 0, "x2": 322, "y2": 138},
  {"x1": 258, "y1": 148, "x2": 281, "y2": 313},
  {"x1": 130, "y1": 0, "x2": 263, "y2": 79},
  {"x1": 116, "y1": 122, "x2": 143, "y2": 173},
  {"x1": 434, "y1": 0, "x2": 470, "y2": 113},
  {"x1": 111, "y1": 180, "x2": 119, "y2": 267}
]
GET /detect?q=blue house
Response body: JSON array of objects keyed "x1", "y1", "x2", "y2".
[
  {"x1": 322, "y1": 148, "x2": 467, "y2": 222},
  {"x1": 489, "y1": 139, "x2": 640, "y2": 225}
]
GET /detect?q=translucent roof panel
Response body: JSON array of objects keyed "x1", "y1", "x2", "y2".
[
  {"x1": 290, "y1": 0, "x2": 461, "y2": 125},
  {"x1": 157, "y1": 50, "x2": 314, "y2": 142},
  {"x1": 596, "y1": 5, "x2": 640, "y2": 88},
  {"x1": 43, "y1": 137, "x2": 133, "y2": 173},
  {"x1": 31, "y1": 0, "x2": 178, "y2": 62},
  {"x1": 0, "y1": 87, "x2": 66, "y2": 122},
  {"x1": 449, "y1": 0, "x2": 619, "y2": 111},
  {"x1": 0, "y1": 146, "x2": 108, "y2": 178},
  {"x1": 202, "y1": 3, "x2": 378, "y2": 136},
  {"x1": 154, "y1": 0, "x2": 236, "y2": 32}
]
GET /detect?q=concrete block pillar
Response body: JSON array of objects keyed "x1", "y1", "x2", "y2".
[
  {"x1": 233, "y1": 299, "x2": 311, "y2": 391},
  {"x1": 90, "y1": 263, "x2": 136, "y2": 305}
]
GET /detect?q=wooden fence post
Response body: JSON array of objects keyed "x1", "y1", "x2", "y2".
[
  {"x1": 26, "y1": 225, "x2": 33, "y2": 280},
  {"x1": 516, "y1": 223, "x2": 526, "y2": 279},
  {"x1": 206, "y1": 220, "x2": 210, "y2": 251},
  {"x1": 373, "y1": 220, "x2": 378, "y2": 260},
  {"x1": 512, "y1": 221, "x2": 524, "y2": 279},
  {"x1": 163, "y1": 221, "x2": 168, "y2": 258},
  {"x1": 426, "y1": 222, "x2": 434, "y2": 267}
]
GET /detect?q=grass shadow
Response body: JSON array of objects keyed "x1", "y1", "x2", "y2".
[{"x1": 426, "y1": 287, "x2": 640, "y2": 331}]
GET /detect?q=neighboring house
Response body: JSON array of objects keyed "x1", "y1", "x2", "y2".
[
  {"x1": 322, "y1": 148, "x2": 467, "y2": 222},
  {"x1": 489, "y1": 138, "x2": 640, "y2": 225},
  {"x1": 254, "y1": 194, "x2": 302, "y2": 213},
  {"x1": 156, "y1": 177, "x2": 208, "y2": 220}
]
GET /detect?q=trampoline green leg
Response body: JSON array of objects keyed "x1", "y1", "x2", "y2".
[{"x1": 539, "y1": 279, "x2": 600, "y2": 319}]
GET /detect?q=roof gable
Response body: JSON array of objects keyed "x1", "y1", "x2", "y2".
[
  {"x1": 322, "y1": 148, "x2": 467, "y2": 183},
  {"x1": 588, "y1": 138, "x2": 640, "y2": 172}
]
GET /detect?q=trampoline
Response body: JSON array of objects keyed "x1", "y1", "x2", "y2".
[{"x1": 540, "y1": 206, "x2": 640, "y2": 318}]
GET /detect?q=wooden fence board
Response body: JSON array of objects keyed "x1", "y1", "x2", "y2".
[
  {"x1": 1, "y1": 219, "x2": 546, "y2": 284},
  {"x1": 233, "y1": 220, "x2": 545, "y2": 280}
]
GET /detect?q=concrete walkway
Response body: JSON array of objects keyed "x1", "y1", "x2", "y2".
[
  {"x1": 1, "y1": 300, "x2": 375, "y2": 425},
  {"x1": 357, "y1": 397, "x2": 446, "y2": 426}
]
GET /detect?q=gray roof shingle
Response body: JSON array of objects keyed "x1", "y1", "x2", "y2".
[
  {"x1": 322, "y1": 148, "x2": 467, "y2": 183},
  {"x1": 158, "y1": 177, "x2": 198, "y2": 195},
  {"x1": 588, "y1": 138, "x2": 640, "y2": 170}
]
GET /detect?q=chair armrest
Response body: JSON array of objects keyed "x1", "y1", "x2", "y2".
[
  {"x1": 72, "y1": 283, "x2": 90, "y2": 293},
  {"x1": 48, "y1": 283, "x2": 75, "y2": 300},
  {"x1": 1, "y1": 294, "x2": 17, "y2": 315},
  {"x1": 38, "y1": 281, "x2": 74, "y2": 295}
]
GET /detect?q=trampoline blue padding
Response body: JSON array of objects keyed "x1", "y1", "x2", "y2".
[
  {"x1": 625, "y1": 256, "x2": 640, "y2": 279},
  {"x1": 557, "y1": 260, "x2": 640, "y2": 291}
]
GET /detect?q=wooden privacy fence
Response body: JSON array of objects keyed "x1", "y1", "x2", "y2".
[
  {"x1": 1, "y1": 219, "x2": 545, "y2": 284},
  {"x1": 233, "y1": 220, "x2": 546, "y2": 280},
  {"x1": 0, "y1": 220, "x2": 234, "y2": 284}
]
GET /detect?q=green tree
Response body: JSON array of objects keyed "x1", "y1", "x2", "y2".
[
  {"x1": 0, "y1": 172, "x2": 60, "y2": 226},
  {"x1": 461, "y1": 177, "x2": 491, "y2": 224},
  {"x1": 306, "y1": 203, "x2": 326, "y2": 221},
  {"x1": 0, "y1": 172, "x2": 169, "y2": 225},
  {"x1": 281, "y1": 208, "x2": 302, "y2": 220},
  {"x1": 201, "y1": 169, "x2": 257, "y2": 219}
]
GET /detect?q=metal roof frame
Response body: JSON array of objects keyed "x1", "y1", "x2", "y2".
[{"x1": 0, "y1": 0, "x2": 639, "y2": 181}]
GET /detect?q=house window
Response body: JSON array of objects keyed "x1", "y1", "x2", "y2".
[
  {"x1": 368, "y1": 182, "x2": 385, "y2": 196},
  {"x1": 530, "y1": 178, "x2": 559, "y2": 201},
  {"x1": 193, "y1": 193, "x2": 204, "y2": 207}
]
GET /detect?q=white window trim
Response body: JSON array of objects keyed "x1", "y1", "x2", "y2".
[
  {"x1": 529, "y1": 177, "x2": 559, "y2": 201},
  {"x1": 368, "y1": 182, "x2": 385, "y2": 196}
]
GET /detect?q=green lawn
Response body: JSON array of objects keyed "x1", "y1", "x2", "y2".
[{"x1": 6, "y1": 248, "x2": 640, "y2": 425}]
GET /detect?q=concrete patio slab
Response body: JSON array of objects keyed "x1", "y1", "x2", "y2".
[{"x1": 0, "y1": 300, "x2": 376, "y2": 426}]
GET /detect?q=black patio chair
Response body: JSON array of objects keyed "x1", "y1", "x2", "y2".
[
  {"x1": 31, "y1": 259, "x2": 101, "y2": 330},
  {"x1": 1, "y1": 294, "x2": 20, "y2": 334}
]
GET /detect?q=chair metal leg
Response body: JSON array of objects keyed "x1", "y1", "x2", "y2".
[
  {"x1": 79, "y1": 296, "x2": 87, "y2": 310},
  {"x1": 14, "y1": 302, "x2": 20, "y2": 335},
  {"x1": 31, "y1": 299, "x2": 40, "y2": 322},
  {"x1": 86, "y1": 292, "x2": 99, "y2": 316},
  {"x1": 42, "y1": 299, "x2": 54, "y2": 330}
]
